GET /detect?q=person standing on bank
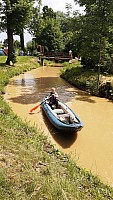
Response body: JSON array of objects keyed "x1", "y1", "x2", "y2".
[
  {"x1": 69, "y1": 50, "x2": 72, "y2": 60},
  {"x1": 49, "y1": 87, "x2": 59, "y2": 109}
]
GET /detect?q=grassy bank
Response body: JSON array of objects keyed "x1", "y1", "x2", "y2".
[
  {"x1": 0, "y1": 56, "x2": 39, "y2": 94},
  {"x1": 60, "y1": 62, "x2": 113, "y2": 99},
  {"x1": 0, "y1": 57, "x2": 113, "y2": 199}
]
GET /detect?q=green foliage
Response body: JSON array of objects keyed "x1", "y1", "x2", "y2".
[
  {"x1": 26, "y1": 40, "x2": 39, "y2": 55},
  {"x1": 42, "y1": 5, "x2": 56, "y2": 19},
  {"x1": 65, "y1": 3, "x2": 72, "y2": 17},
  {"x1": 14, "y1": 40, "x2": 20, "y2": 49},
  {"x1": 74, "y1": 0, "x2": 113, "y2": 72},
  {"x1": 61, "y1": 62, "x2": 99, "y2": 94},
  {"x1": 30, "y1": 5, "x2": 83, "y2": 54},
  {"x1": 61, "y1": 62, "x2": 113, "y2": 98},
  {"x1": 0, "y1": 0, "x2": 37, "y2": 33},
  {"x1": 32, "y1": 7, "x2": 64, "y2": 52},
  {"x1": 0, "y1": 0, "x2": 42, "y2": 65}
]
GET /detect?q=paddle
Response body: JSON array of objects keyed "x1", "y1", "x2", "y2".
[
  {"x1": 29, "y1": 100, "x2": 46, "y2": 113},
  {"x1": 29, "y1": 96, "x2": 50, "y2": 113}
]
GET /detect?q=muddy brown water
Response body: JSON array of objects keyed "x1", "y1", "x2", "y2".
[{"x1": 4, "y1": 66, "x2": 113, "y2": 187}]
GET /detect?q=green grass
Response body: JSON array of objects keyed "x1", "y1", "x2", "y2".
[
  {"x1": 61, "y1": 62, "x2": 113, "y2": 97},
  {"x1": 0, "y1": 56, "x2": 39, "y2": 94},
  {"x1": 0, "y1": 56, "x2": 113, "y2": 199},
  {"x1": 61, "y1": 62, "x2": 98, "y2": 92}
]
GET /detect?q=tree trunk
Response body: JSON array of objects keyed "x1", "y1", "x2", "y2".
[
  {"x1": 6, "y1": 27, "x2": 14, "y2": 65},
  {"x1": 20, "y1": 29, "x2": 24, "y2": 51}
]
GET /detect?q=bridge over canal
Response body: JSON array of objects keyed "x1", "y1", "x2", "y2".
[{"x1": 39, "y1": 52, "x2": 70, "y2": 65}]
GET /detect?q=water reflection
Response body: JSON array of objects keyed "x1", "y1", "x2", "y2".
[{"x1": 7, "y1": 76, "x2": 79, "y2": 104}]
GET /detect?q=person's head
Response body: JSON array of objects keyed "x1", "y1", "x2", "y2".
[{"x1": 51, "y1": 87, "x2": 55, "y2": 93}]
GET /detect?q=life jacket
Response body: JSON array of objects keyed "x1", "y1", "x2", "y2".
[{"x1": 50, "y1": 92, "x2": 58, "y2": 103}]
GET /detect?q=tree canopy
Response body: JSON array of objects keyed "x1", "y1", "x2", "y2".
[{"x1": 0, "y1": 0, "x2": 41, "y2": 64}]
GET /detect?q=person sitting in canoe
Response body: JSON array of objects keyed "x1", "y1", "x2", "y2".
[{"x1": 49, "y1": 87, "x2": 59, "y2": 109}]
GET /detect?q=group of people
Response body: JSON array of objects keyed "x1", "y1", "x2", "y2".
[{"x1": 19, "y1": 50, "x2": 30, "y2": 56}]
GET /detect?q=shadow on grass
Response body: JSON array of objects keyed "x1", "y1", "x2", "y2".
[{"x1": 0, "y1": 63, "x2": 7, "y2": 67}]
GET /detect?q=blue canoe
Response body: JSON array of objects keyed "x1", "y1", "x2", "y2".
[{"x1": 42, "y1": 96, "x2": 83, "y2": 133}]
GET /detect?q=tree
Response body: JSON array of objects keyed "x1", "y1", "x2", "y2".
[
  {"x1": 14, "y1": 39, "x2": 20, "y2": 49},
  {"x1": 30, "y1": 6, "x2": 64, "y2": 52},
  {"x1": 42, "y1": 5, "x2": 56, "y2": 19},
  {"x1": 19, "y1": 0, "x2": 42, "y2": 51},
  {"x1": 74, "y1": 0, "x2": 113, "y2": 86},
  {"x1": 0, "y1": 0, "x2": 41, "y2": 64},
  {"x1": 36, "y1": 18, "x2": 64, "y2": 52},
  {"x1": 3, "y1": 39, "x2": 8, "y2": 48},
  {"x1": 56, "y1": 9, "x2": 81, "y2": 54},
  {"x1": 74, "y1": 0, "x2": 113, "y2": 63},
  {"x1": 20, "y1": 29, "x2": 24, "y2": 51},
  {"x1": 65, "y1": 3, "x2": 72, "y2": 17}
]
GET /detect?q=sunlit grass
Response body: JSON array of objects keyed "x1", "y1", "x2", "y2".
[
  {"x1": 0, "y1": 56, "x2": 39, "y2": 94},
  {"x1": 61, "y1": 62, "x2": 101, "y2": 95}
]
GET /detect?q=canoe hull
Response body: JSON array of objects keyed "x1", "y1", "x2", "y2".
[{"x1": 42, "y1": 97, "x2": 83, "y2": 133}]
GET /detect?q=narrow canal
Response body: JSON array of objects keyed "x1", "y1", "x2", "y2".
[{"x1": 4, "y1": 66, "x2": 113, "y2": 187}]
